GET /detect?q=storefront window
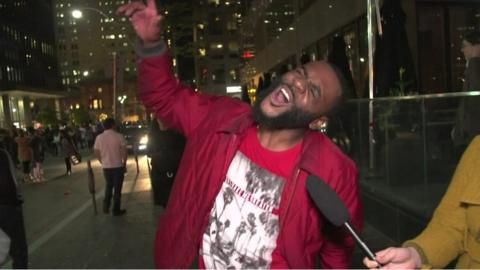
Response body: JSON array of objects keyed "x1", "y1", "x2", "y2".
[{"x1": 417, "y1": 2, "x2": 480, "y2": 93}]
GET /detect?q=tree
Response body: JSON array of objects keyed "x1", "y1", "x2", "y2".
[
  {"x1": 71, "y1": 107, "x2": 91, "y2": 125},
  {"x1": 36, "y1": 106, "x2": 59, "y2": 127}
]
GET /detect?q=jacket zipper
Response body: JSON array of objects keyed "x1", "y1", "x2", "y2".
[{"x1": 280, "y1": 168, "x2": 301, "y2": 229}]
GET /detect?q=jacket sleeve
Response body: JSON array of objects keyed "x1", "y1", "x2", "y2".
[
  {"x1": 320, "y1": 162, "x2": 363, "y2": 268},
  {"x1": 137, "y1": 41, "x2": 217, "y2": 137},
  {"x1": 404, "y1": 136, "x2": 480, "y2": 268}
]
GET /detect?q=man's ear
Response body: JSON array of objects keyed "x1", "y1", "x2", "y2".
[{"x1": 309, "y1": 116, "x2": 328, "y2": 130}]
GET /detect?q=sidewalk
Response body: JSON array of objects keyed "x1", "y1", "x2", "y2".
[{"x1": 3, "y1": 154, "x2": 163, "y2": 269}]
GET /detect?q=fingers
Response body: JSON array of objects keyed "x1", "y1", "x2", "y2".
[
  {"x1": 116, "y1": 1, "x2": 146, "y2": 16},
  {"x1": 375, "y1": 247, "x2": 398, "y2": 264},
  {"x1": 146, "y1": 0, "x2": 157, "y2": 10},
  {"x1": 363, "y1": 257, "x2": 379, "y2": 269}
]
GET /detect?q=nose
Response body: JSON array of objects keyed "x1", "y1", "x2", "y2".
[{"x1": 292, "y1": 77, "x2": 307, "y2": 94}]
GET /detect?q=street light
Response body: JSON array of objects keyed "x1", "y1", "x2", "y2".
[{"x1": 70, "y1": 7, "x2": 118, "y2": 120}]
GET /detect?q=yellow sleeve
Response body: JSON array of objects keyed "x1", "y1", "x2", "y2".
[{"x1": 404, "y1": 136, "x2": 480, "y2": 268}]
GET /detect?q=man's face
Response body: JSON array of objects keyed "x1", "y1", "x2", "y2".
[{"x1": 253, "y1": 61, "x2": 341, "y2": 130}]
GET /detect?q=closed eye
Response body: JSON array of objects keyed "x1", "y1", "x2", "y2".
[{"x1": 299, "y1": 66, "x2": 321, "y2": 98}]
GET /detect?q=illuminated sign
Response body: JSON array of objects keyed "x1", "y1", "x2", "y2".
[{"x1": 226, "y1": 86, "x2": 242, "y2": 93}]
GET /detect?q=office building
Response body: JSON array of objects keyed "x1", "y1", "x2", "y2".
[
  {"x1": 52, "y1": 0, "x2": 142, "y2": 121},
  {"x1": 0, "y1": 0, "x2": 62, "y2": 128}
]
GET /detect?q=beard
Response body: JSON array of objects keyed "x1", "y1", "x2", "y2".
[{"x1": 252, "y1": 79, "x2": 319, "y2": 129}]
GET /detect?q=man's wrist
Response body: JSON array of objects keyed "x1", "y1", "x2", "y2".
[{"x1": 135, "y1": 38, "x2": 166, "y2": 58}]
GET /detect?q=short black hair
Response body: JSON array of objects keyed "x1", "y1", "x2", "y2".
[
  {"x1": 464, "y1": 30, "x2": 480, "y2": 45},
  {"x1": 103, "y1": 118, "x2": 116, "y2": 129},
  {"x1": 324, "y1": 62, "x2": 348, "y2": 117}
]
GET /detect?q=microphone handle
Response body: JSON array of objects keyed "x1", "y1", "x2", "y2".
[{"x1": 344, "y1": 222, "x2": 379, "y2": 264}]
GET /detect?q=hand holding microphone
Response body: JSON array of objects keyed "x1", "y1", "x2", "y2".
[{"x1": 363, "y1": 246, "x2": 422, "y2": 269}]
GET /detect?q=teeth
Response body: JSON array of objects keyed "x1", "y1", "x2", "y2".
[{"x1": 280, "y1": 88, "x2": 290, "y2": 102}]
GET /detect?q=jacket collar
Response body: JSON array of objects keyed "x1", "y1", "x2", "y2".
[
  {"x1": 216, "y1": 109, "x2": 338, "y2": 175},
  {"x1": 298, "y1": 131, "x2": 338, "y2": 174},
  {"x1": 217, "y1": 109, "x2": 254, "y2": 135}
]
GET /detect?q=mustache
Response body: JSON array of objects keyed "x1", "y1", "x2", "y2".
[{"x1": 257, "y1": 78, "x2": 294, "y2": 100}]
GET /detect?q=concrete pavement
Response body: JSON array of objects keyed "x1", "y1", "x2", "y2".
[{"x1": 2, "y1": 150, "x2": 163, "y2": 268}]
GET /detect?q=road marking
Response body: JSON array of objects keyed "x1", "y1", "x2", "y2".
[
  {"x1": 2, "y1": 188, "x2": 105, "y2": 269},
  {"x1": 2, "y1": 158, "x2": 146, "y2": 268}
]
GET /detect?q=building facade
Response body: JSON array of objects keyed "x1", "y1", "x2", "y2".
[
  {"x1": 193, "y1": 0, "x2": 255, "y2": 97},
  {"x1": 52, "y1": 0, "x2": 144, "y2": 122},
  {"x1": 243, "y1": 0, "x2": 480, "y2": 97},
  {"x1": 0, "y1": 0, "x2": 63, "y2": 128}
]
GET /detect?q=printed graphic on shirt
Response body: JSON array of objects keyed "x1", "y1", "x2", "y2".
[{"x1": 202, "y1": 151, "x2": 285, "y2": 269}]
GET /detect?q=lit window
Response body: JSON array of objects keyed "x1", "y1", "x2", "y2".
[
  {"x1": 198, "y1": 48, "x2": 206, "y2": 56},
  {"x1": 210, "y1": 43, "x2": 223, "y2": 50}
]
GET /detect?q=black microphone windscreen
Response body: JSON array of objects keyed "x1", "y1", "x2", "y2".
[{"x1": 306, "y1": 175, "x2": 350, "y2": 226}]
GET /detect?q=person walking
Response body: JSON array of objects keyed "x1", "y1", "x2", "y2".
[
  {"x1": 60, "y1": 130, "x2": 75, "y2": 175},
  {"x1": 147, "y1": 119, "x2": 185, "y2": 206},
  {"x1": 15, "y1": 130, "x2": 32, "y2": 183},
  {"x1": 94, "y1": 118, "x2": 128, "y2": 216},
  {"x1": 85, "y1": 125, "x2": 94, "y2": 149},
  {"x1": 30, "y1": 129, "x2": 45, "y2": 182},
  {"x1": 0, "y1": 130, "x2": 28, "y2": 268},
  {"x1": 117, "y1": 1, "x2": 362, "y2": 268}
]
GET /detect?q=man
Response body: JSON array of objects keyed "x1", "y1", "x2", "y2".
[
  {"x1": 94, "y1": 118, "x2": 128, "y2": 216},
  {"x1": 118, "y1": 1, "x2": 363, "y2": 268},
  {"x1": 0, "y1": 130, "x2": 28, "y2": 268},
  {"x1": 147, "y1": 119, "x2": 185, "y2": 206}
]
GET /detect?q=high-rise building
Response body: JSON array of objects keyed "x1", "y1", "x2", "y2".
[
  {"x1": 162, "y1": 0, "x2": 196, "y2": 86},
  {"x1": 53, "y1": 0, "x2": 136, "y2": 87},
  {"x1": 52, "y1": 0, "x2": 143, "y2": 121},
  {"x1": 193, "y1": 0, "x2": 254, "y2": 97},
  {"x1": 0, "y1": 0, "x2": 63, "y2": 128}
]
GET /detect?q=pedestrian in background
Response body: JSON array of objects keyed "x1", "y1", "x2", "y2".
[
  {"x1": 452, "y1": 30, "x2": 480, "y2": 152},
  {"x1": 30, "y1": 128, "x2": 45, "y2": 182},
  {"x1": 60, "y1": 130, "x2": 75, "y2": 175},
  {"x1": 15, "y1": 130, "x2": 32, "y2": 182},
  {"x1": 52, "y1": 129, "x2": 61, "y2": 156},
  {"x1": 9, "y1": 127, "x2": 19, "y2": 168},
  {"x1": 85, "y1": 125, "x2": 94, "y2": 149},
  {"x1": 94, "y1": 118, "x2": 128, "y2": 216},
  {"x1": 0, "y1": 129, "x2": 28, "y2": 268},
  {"x1": 147, "y1": 119, "x2": 185, "y2": 206}
]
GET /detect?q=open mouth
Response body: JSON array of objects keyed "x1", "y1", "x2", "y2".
[{"x1": 270, "y1": 84, "x2": 292, "y2": 106}]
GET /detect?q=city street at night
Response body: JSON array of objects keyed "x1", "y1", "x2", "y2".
[
  {"x1": 1, "y1": 0, "x2": 479, "y2": 269},
  {"x1": 1, "y1": 152, "x2": 161, "y2": 269}
]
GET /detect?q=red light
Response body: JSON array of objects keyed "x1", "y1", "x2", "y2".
[{"x1": 242, "y1": 51, "x2": 255, "y2": 59}]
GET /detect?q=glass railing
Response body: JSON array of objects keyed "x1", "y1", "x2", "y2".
[{"x1": 328, "y1": 91, "x2": 480, "y2": 219}]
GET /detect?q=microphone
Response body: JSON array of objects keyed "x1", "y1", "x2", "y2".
[{"x1": 306, "y1": 175, "x2": 379, "y2": 264}]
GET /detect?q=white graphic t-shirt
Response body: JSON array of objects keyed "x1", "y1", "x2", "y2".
[{"x1": 201, "y1": 151, "x2": 286, "y2": 269}]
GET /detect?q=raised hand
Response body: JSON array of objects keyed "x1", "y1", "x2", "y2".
[
  {"x1": 363, "y1": 247, "x2": 422, "y2": 269},
  {"x1": 116, "y1": 0, "x2": 163, "y2": 46}
]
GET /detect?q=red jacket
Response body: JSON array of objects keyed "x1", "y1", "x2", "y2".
[{"x1": 138, "y1": 50, "x2": 363, "y2": 269}]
